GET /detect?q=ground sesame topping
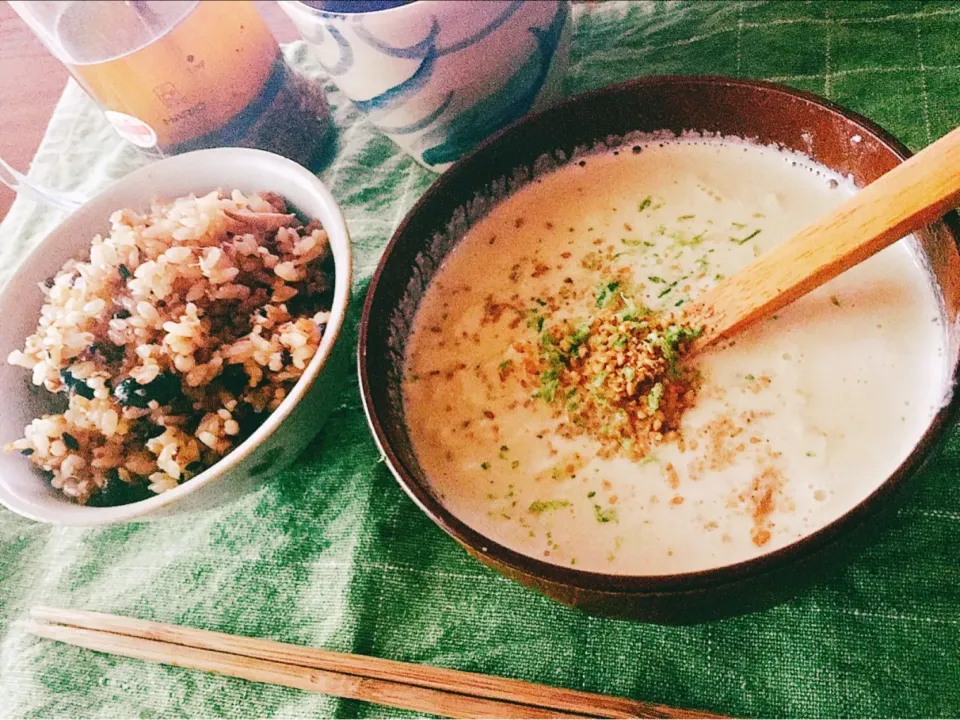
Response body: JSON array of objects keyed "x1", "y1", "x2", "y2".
[{"x1": 524, "y1": 290, "x2": 702, "y2": 461}]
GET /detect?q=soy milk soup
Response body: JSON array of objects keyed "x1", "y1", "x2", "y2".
[{"x1": 403, "y1": 138, "x2": 945, "y2": 575}]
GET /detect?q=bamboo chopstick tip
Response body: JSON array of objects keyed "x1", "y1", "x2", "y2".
[
  {"x1": 29, "y1": 605, "x2": 62, "y2": 621},
  {"x1": 23, "y1": 618, "x2": 58, "y2": 639}
]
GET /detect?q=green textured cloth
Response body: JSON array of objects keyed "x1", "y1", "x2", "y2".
[{"x1": 2, "y1": 2, "x2": 959, "y2": 717}]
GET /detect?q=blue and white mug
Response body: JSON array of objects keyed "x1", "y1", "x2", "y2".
[{"x1": 279, "y1": 0, "x2": 572, "y2": 171}]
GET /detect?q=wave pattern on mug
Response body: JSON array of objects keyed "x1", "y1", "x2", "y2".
[{"x1": 281, "y1": 0, "x2": 572, "y2": 171}]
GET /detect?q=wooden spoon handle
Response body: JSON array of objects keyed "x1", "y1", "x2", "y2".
[{"x1": 686, "y1": 126, "x2": 960, "y2": 347}]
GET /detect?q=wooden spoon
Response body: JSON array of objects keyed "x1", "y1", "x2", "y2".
[{"x1": 684, "y1": 126, "x2": 960, "y2": 349}]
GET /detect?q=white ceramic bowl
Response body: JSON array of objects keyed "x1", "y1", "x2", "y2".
[
  {"x1": 279, "y1": 0, "x2": 572, "y2": 172},
  {"x1": 0, "y1": 148, "x2": 352, "y2": 525}
]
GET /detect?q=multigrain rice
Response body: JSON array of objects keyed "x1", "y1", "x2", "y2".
[{"x1": 5, "y1": 190, "x2": 334, "y2": 505}]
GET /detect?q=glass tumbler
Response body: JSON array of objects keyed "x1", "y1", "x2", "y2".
[{"x1": 9, "y1": 0, "x2": 333, "y2": 168}]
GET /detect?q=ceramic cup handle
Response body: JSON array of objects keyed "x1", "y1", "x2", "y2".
[{"x1": 0, "y1": 157, "x2": 88, "y2": 213}]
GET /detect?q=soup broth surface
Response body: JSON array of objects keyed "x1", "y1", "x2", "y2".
[{"x1": 403, "y1": 138, "x2": 945, "y2": 574}]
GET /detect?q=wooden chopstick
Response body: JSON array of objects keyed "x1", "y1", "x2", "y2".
[
  {"x1": 28, "y1": 607, "x2": 721, "y2": 719},
  {"x1": 26, "y1": 620, "x2": 569, "y2": 719}
]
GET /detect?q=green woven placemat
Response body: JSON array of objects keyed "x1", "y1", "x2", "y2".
[{"x1": 1, "y1": 2, "x2": 959, "y2": 717}]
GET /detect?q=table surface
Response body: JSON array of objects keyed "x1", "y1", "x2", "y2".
[
  {"x1": 1, "y1": 3, "x2": 959, "y2": 718},
  {"x1": 0, "y1": 1, "x2": 299, "y2": 221}
]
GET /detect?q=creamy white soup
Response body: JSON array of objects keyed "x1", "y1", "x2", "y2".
[{"x1": 403, "y1": 138, "x2": 945, "y2": 575}]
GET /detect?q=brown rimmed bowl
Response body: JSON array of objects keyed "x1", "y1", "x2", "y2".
[{"x1": 358, "y1": 76, "x2": 960, "y2": 624}]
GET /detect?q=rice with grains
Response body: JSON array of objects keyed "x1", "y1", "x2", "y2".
[{"x1": 5, "y1": 189, "x2": 334, "y2": 505}]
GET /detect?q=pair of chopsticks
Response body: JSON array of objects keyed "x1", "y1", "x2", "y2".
[{"x1": 27, "y1": 607, "x2": 720, "y2": 719}]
